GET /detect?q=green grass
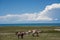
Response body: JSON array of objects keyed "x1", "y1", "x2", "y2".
[{"x1": 0, "y1": 26, "x2": 60, "y2": 40}]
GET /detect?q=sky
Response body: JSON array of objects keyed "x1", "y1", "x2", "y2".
[{"x1": 0, "y1": 0, "x2": 60, "y2": 24}]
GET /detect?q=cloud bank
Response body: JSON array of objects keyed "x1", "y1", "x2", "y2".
[{"x1": 0, "y1": 3, "x2": 60, "y2": 23}]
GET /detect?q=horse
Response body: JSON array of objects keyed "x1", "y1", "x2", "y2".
[
  {"x1": 16, "y1": 31, "x2": 26, "y2": 39},
  {"x1": 15, "y1": 30, "x2": 41, "y2": 39},
  {"x1": 31, "y1": 29, "x2": 39, "y2": 37},
  {"x1": 27, "y1": 29, "x2": 41, "y2": 37}
]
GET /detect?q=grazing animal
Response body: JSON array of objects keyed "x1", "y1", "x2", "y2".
[
  {"x1": 27, "y1": 29, "x2": 41, "y2": 37},
  {"x1": 31, "y1": 30, "x2": 39, "y2": 37},
  {"x1": 16, "y1": 31, "x2": 25, "y2": 39},
  {"x1": 15, "y1": 30, "x2": 41, "y2": 39},
  {"x1": 28, "y1": 30, "x2": 32, "y2": 34}
]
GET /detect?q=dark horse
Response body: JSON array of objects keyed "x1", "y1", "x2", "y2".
[{"x1": 16, "y1": 31, "x2": 26, "y2": 39}]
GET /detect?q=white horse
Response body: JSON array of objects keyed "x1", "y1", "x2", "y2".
[{"x1": 27, "y1": 29, "x2": 41, "y2": 37}]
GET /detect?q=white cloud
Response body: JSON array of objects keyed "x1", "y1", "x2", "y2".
[
  {"x1": 0, "y1": 14, "x2": 37, "y2": 21},
  {"x1": 0, "y1": 3, "x2": 60, "y2": 23},
  {"x1": 37, "y1": 3, "x2": 60, "y2": 21}
]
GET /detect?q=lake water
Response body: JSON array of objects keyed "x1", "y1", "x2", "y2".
[{"x1": 0, "y1": 23, "x2": 60, "y2": 27}]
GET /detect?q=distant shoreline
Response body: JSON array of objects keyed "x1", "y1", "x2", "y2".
[{"x1": 0, "y1": 23, "x2": 60, "y2": 27}]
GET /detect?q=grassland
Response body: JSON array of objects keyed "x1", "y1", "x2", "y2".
[{"x1": 0, "y1": 26, "x2": 60, "y2": 40}]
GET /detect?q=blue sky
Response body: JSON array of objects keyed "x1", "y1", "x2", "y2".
[{"x1": 0, "y1": 0, "x2": 60, "y2": 24}]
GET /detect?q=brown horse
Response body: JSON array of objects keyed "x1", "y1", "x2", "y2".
[{"x1": 16, "y1": 31, "x2": 26, "y2": 39}]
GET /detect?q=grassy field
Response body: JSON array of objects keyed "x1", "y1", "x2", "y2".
[{"x1": 0, "y1": 26, "x2": 60, "y2": 40}]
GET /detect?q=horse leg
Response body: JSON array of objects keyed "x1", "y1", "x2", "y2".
[
  {"x1": 17, "y1": 35, "x2": 20, "y2": 39},
  {"x1": 36, "y1": 33, "x2": 39, "y2": 37},
  {"x1": 32, "y1": 33, "x2": 35, "y2": 37},
  {"x1": 21, "y1": 34, "x2": 24, "y2": 39}
]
